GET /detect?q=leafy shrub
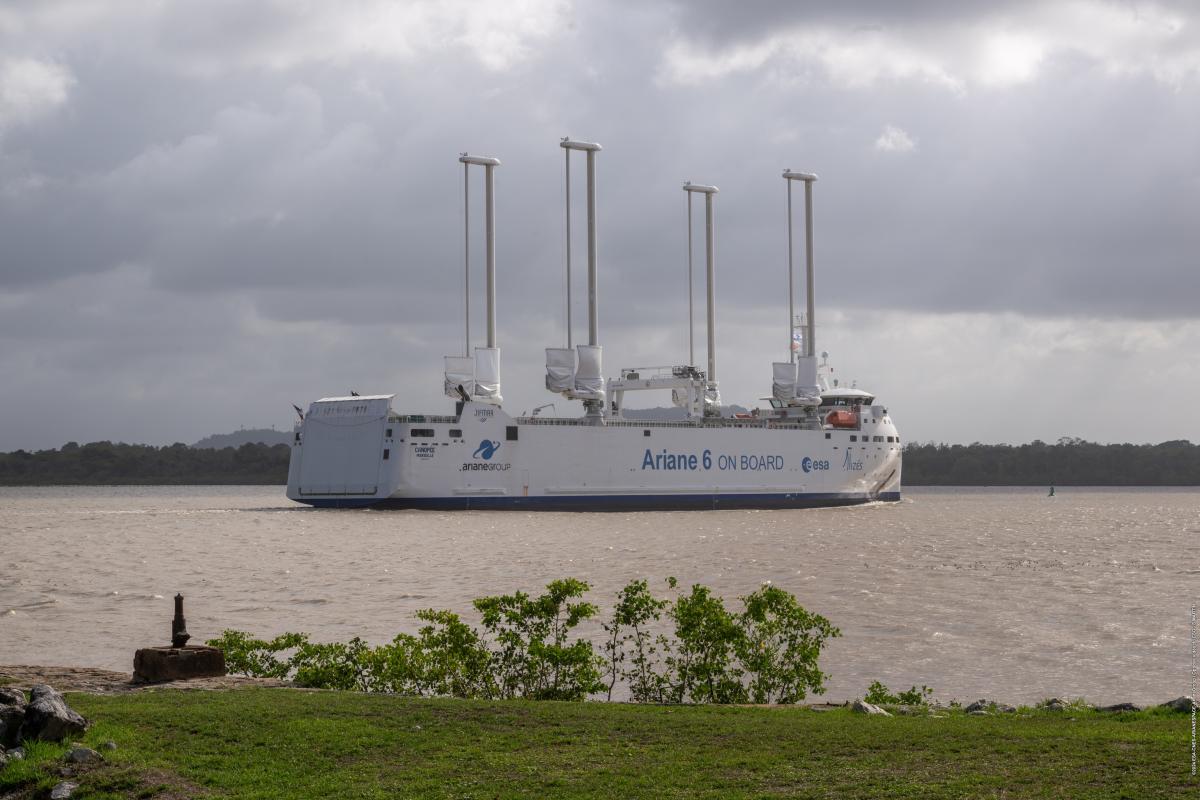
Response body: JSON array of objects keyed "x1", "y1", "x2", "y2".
[
  {"x1": 207, "y1": 630, "x2": 308, "y2": 679},
  {"x1": 475, "y1": 578, "x2": 603, "y2": 700},
  {"x1": 405, "y1": 609, "x2": 494, "y2": 698},
  {"x1": 291, "y1": 637, "x2": 373, "y2": 691},
  {"x1": 603, "y1": 578, "x2": 671, "y2": 702},
  {"x1": 865, "y1": 680, "x2": 933, "y2": 706},
  {"x1": 736, "y1": 584, "x2": 840, "y2": 704},
  {"x1": 864, "y1": 680, "x2": 896, "y2": 705},
  {"x1": 897, "y1": 685, "x2": 934, "y2": 706},
  {"x1": 664, "y1": 583, "x2": 746, "y2": 704}
]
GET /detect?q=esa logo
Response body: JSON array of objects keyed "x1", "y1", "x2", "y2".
[
  {"x1": 801, "y1": 456, "x2": 830, "y2": 473},
  {"x1": 473, "y1": 440, "x2": 501, "y2": 460}
]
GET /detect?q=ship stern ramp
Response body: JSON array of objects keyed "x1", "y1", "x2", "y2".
[{"x1": 287, "y1": 395, "x2": 395, "y2": 506}]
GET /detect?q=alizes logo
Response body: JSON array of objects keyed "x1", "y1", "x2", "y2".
[{"x1": 473, "y1": 440, "x2": 501, "y2": 460}]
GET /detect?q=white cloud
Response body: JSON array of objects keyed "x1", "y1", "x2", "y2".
[
  {"x1": 148, "y1": 0, "x2": 570, "y2": 75},
  {"x1": 0, "y1": 57, "x2": 75, "y2": 127},
  {"x1": 657, "y1": 30, "x2": 962, "y2": 91},
  {"x1": 874, "y1": 124, "x2": 916, "y2": 153}
]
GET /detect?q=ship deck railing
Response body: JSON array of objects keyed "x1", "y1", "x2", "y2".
[
  {"x1": 386, "y1": 412, "x2": 822, "y2": 431},
  {"x1": 389, "y1": 414, "x2": 458, "y2": 424},
  {"x1": 516, "y1": 416, "x2": 821, "y2": 431}
]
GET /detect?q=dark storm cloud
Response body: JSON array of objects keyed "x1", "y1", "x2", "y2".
[{"x1": 657, "y1": 0, "x2": 1200, "y2": 48}]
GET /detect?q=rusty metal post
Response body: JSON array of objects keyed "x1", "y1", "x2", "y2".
[{"x1": 172, "y1": 593, "x2": 190, "y2": 648}]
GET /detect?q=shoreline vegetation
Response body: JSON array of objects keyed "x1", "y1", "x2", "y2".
[
  {"x1": 1, "y1": 437, "x2": 1199, "y2": 487},
  {"x1": 205, "y1": 578, "x2": 841, "y2": 705}
]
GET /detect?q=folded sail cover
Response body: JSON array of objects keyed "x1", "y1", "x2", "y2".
[
  {"x1": 574, "y1": 345, "x2": 604, "y2": 400},
  {"x1": 444, "y1": 356, "x2": 475, "y2": 399},
  {"x1": 796, "y1": 355, "x2": 819, "y2": 401},
  {"x1": 474, "y1": 347, "x2": 502, "y2": 402},
  {"x1": 772, "y1": 361, "x2": 798, "y2": 401},
  {"x1": 545, "y1": 348, "x2": 575, "y2": 393},
  {"x1": 704, "y1": 384, "x2": 722, "y2": 414},
  {"x1": 771, "y1": 356, "x2": 820, "y2": 404},
  {"x1": 443, "y1": 350, "x2": 501, "y2": 402}
]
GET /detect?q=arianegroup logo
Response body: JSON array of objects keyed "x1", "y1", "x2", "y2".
[
  {"x1": 463, "y1": 438, "x2": 509, "y2": 471},
  {"x1": 473, "y1": 440, "x2": 501, "y2": 460}
]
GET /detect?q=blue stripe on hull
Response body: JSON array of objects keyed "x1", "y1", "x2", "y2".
[{"x1": 298, "y1": 491, "x2": 902, "y2": 511}]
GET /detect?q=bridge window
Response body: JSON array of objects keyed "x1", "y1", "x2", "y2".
[
  {"x1": 825, "y1": 432, "x2": 831, "y2": 439},
  {"x1": 382, "y1": 449, "x2": 390, "y2": 460},
  {"x1": 449, "y1": 429, "x2": 462, "y2": 438},
  {"x1": 386, "y1": 428, "x2": 393, "y2": 438},
  {"x1": 506, "y1": 426, "x2": 518, "y2": 441},
  {"x1": 850, "y1": 435, "x2": 857, "y2": 442},
  {"x1": 411, "y1": 429, "x2": 435, "y2": 437},
  {"x1": 644, "y1": 429, "x2": 651, "y2": 437}
]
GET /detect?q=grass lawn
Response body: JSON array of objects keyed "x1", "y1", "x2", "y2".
[{"x1": 0, "y1": 689, "x2": 1194, "y2": 799}]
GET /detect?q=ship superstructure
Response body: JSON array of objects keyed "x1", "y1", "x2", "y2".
[{"x1": 286, "y1": 139, "x2": 902, "y2": 510}]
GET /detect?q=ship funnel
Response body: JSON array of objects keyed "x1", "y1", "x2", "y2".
[
  {"x1": 782, "y1": 169, "x2": 820, "y2": 403},
  {"x1": 551, "y1": 137, "x2": 605, "y2": 415},
  {"x1": 446, "y1": 152, "x2": 503, "y2": 403},
  {"x1": 683, "y1": 181, "x2": 720, "y2": 413}
]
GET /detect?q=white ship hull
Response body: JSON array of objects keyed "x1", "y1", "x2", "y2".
[{"x1": 286, "y1": 399, "x2": 902, "y2": 510}]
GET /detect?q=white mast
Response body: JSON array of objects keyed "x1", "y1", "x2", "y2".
[
  {"x1": 683, "y1": 182, "x2": 719, "y2": 410},
  {"x1": 561, "y1": 138, "x2": 602, "y2": 346},
  {"x1": 555, "y1": 138, "x2": 605, "y2": 417},
  {"x1": 453, "y1": 153, "x2": 503, "y2": 403},
  {"x1": 783, "y1": 170, "x2": 818, "y2": 359},
  {"x1": 780, "y1": 169, "x2": 819, "y2": 404}
]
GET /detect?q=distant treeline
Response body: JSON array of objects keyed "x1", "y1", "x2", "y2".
[
  {"x1": 0, "y1": 441, "x2": 290, "y2": 485},
  {"x1": 0, "y1": 437, "x2": 1197, "y2": 487},
  {"x1": 903, "y1": 438, "x2": 1200, "y2": 486}
]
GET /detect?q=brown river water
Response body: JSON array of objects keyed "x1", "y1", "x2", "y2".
[{"x1": 2, "y1": 486, "x2": 1197, "y2": 705}]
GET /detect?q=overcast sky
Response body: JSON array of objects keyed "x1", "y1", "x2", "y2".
[{"x1": 1, "y1": 0, "x2": 1197, "y2": 450}]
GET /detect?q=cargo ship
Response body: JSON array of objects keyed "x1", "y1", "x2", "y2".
[{"x1": 286, "y1": 139, "x2": 901, "y2": 510}]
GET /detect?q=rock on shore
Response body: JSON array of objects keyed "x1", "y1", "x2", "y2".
[
  {"x1": 22, "y1": 685, "x2": 89, "y2": 741},
  {"x1": 0, "y1": 684, "x2": 89, "y2": 744}
]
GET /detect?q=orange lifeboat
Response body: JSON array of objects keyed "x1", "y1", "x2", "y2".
[{"x1": 825, "y1": 409, "x2": 858, "y2": 429}]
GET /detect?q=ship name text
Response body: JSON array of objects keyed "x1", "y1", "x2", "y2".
[{"x1": 641, "y1": 448, "x2": 784, "y2": 471}]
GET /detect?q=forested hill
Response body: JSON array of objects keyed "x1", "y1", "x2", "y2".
[
  {"x1": 0, "y1": 437, "x2": 1197, "y2": 486},
  {"x1": 902, "y1": 439, "x2": 1200, "y2": 486},
  {"x1": 0, "y1": 441, "x2": 290, "y2": 485}
]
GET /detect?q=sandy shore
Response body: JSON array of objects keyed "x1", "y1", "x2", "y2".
[{"x1": 0, "y1": 664, "x2": 291, "y2": 694}]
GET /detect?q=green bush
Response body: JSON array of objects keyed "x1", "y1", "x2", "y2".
[
  {"x1": 865, "y1": 680, "x2": 933, "y2": 706},
  {"x1": 475, "y1": 578, "x2": 603, "y2": 701},
  {"x1": 405, "y1": 609, "x2": 494, "y2": 698},
  {"x1": 291, "y1": 637, "x2": 374, "y2": 691},
  {"x1": 207, "y1": 630, "x2": 308, "y2": 679},
  {"x1": 603, "y1": 578, "x2": 671, "y2": 703},
  {"x1": 664, "y1": 583, "x2": 746, "y2": 704},
  {"x1": 737, "y1": 584, "x2": 839, "y2": 704}
]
